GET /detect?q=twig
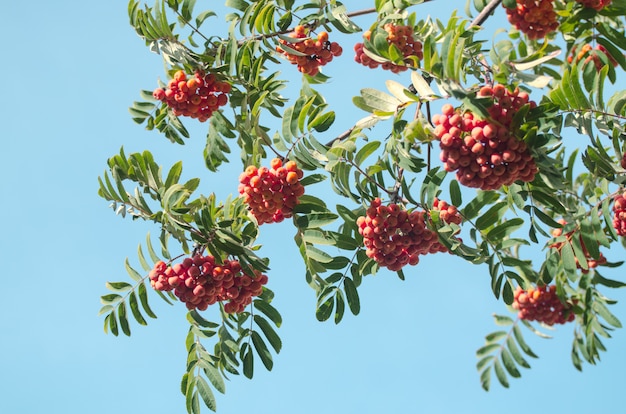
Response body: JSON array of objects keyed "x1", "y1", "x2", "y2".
[{"x1": 469, "y1": 0, "x2": 502, "y2": 28}]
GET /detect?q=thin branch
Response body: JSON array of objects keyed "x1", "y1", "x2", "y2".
[
  {"x1": 171, "y1": 8, "x2": 211, "y2": 43},
  {"x1": 470, "y1": 0, "x2": 502, "y2": 28}
]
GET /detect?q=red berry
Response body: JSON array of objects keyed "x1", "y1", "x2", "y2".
[
  {"x1": 239, "y1": 159, "x2": 304, "y2": 225},
  {"x1": 512, "y1": 285, "x2": 576, "y2": 325},
  {"x1": 433, "y1": 85, "x2": 538, "y2": 190}
]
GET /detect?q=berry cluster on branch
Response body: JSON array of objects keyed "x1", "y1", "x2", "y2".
[
  {"x1": 238, "y1": 158, "x2": 305, "y2": 225},
  {"x1": 354, "y1": 23, "x2": 423, "y2": 73},
  {"x1": 149, "y1": 255, "x2": 268, "y2": 313},
  {"x1": 567, "y1": 43, "x2": 618, "y2": 71},
  {"x1": 551, "y1": 219, "x2": 607, "y2": 272},
  {"x1": 512, "y1": 285, "x2": 576, "y2": 325},
  {"x1": 576, "y1": 0, "x2": 612, "y2": 11},
  {"x1": 504, "y1": 0, "x2": 559, "y2": 40},
  {"x1": 356, "y1": 198, "x2": 461, "y2": 272},
  {"x1": 433, "y1": 85, "x2": 538, "y2": 190},
  {"x1": 612, "y1": 191, "x2": 626, "y2": 236},
  {"x1": 276, "y1": 26, "x2": 343, "y2": 76},
  {"x1": 152, "y1": 70, "x2": 230, "y2": 122}
]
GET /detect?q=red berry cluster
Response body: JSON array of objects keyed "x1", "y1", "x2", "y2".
[
  {"x1": 356, "y1": 198, "x2": 461, "y2": 271},
  {"x1": 354, "y1": 23, "x2": 423, "y2": 73},
  {"x1": 152, "y1": 70, "x2": 230, "y2": 122},
  {"x1": 621, "y1": 153, "x2": 626, "y2": 169},
  {"x1": 512, "y1": 285, "x2": 576, "y2": 325},
  {"x1": 612, "y1": 191, "x2": 626, "y2": 236},
  {"x1": 567, "y1": 44, "x2": 618, "y2": 71},
  {"x1": 432, "y1": 85, "x2": 538, "y2": 190},
  {"x1": 551, "y1": 219, "x2": 607, "y2": 272},
  {"x1": 238, "y1": 158, "x2": 305, "y2": 225},
  {"x1": 149, "y1": 255, "x2": 268, "y2": 313},
  {"x1": 504, "y1": 0, "x2": 559, "y2": 40},
  {"x1": 276, "y1": 26, "x2": 343, "y2": 76},
  {"x1": 576, "y1": 0, "x2": 611, "y2": 10}
]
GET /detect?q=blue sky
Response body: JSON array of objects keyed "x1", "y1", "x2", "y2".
[{"x1": 2, "y1": 1, "x2": 626, "y2": 413}]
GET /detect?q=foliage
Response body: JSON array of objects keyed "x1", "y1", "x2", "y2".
[{"x1": 100, "y1": 0, "x2": 626, "y2": 411}]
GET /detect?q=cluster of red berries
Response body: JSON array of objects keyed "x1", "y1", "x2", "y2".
[
  {"x1": 432, "y1": 85, "x2": 538, "y2": 190},
  {"x1": 512, "y1": 285, "x2": 576, "y2": 325},
  {"x1": 551, "y1": 219, "x2": 607, "y2": 272},
  {"x1": 356, "y1": 198, "x2": 461, "y2": 272},
  {"x1": 276, "y1": 26, "x2": 343, "y2": 76},
  {"x1": 567, "y1": 43, "x2": 618, "y2": 71},
  {"x1": 149, "y1": 255, "x2": 268, "y2": 313},
  {"x1": 354, "y1": 23, "x2": 423, "y2": 73},
  {"x1": 612, "y1": 191, "x2": 626, "y2": 236},
  {"x1": 152, "y1": 70, "x2": 230, "y2": 122},
  {"x1": 576, "y1": 0, "x2": 611, "y2": 10},
  {"x1": 238, "y1": 158, "x2": 305, "y2": 224},
  {"x1": 504, "y1": 0, "x2": 559, "y2": 40}
]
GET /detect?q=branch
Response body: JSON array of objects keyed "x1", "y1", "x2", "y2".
[{"x1": 470, "y1": 0, "x2": 502, "y2": 28}]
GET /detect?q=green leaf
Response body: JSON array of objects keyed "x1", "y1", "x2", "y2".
[
  {"x1": 195, "y1": 376, "x2": 216, "y2": 412},
  {"x1": 354, "y1": 141, "x2": 381, "y2": 166},
  {"x1": 305, "y1": 245, "x2": 334, "y2": 263},
  {"x1": 501, "y1": 348, "x2": 521, "y2": 378},
  {"x1": 138, "y1": 282, "x2": 159, "y2": 318},
  {"x1": 485, "y1": 331, "x2": 507, "y2": 342},
  {"x1": 480, "y1": 365, "x2": 491, "y2": 391},
  {"x1": 476, "y1": 202, "x2": 508, "y2": 230},
  {"x1": 203, "y1": 363, "x2": 226, "y2": 394},
  {"x1": 593, "y1": 301, "x2": 622, "y2": 328},
  {"x1": 493, "y1": 314, "x2": 514, "y2": 326},
  {"x1": 242, "y1": 344, "x2": 254, "y2": 379},
  {"x1": 254, "y1": 315, "x2": 282, "y2": 353},
  {"x1": 309, "y1": 111, "x2": 336, "y2": 132},
  {"x1": 334, "y1": 290, "x2": 345, "y2": 324},
  {"x1": 358, "y1": 88, "x2": 402, "y2": 113},
  {"x1": 560, "y1": 241, "x2": 578, "y2": 280},
  {"x1": 118, "y1": 301, "x2": 131, "y2": 336},
  {"x1": 251, "y1": 331, "x2": 273, "y2": 370},
  {"x1": 493, "y1": 358, "x2": 509, "y2": 388},
  {"x1": 343, "y1": 277, "x2": 360, "y2": 315},
  {"x1": 486, "y1": 218, "x2": 524, "y2": 241},
  {"x1": 506, "y1": 336, "x2": 530, "y2": 369},
  {"x1": 128, "y1": 291, "x2": 147, "y2": 325},
  {"x1": 476, "y1": 343, "x2": 500, "y2": 357},
  {"x1": 449, "y1": 179, "x2": 462, "y2": 207},
  {"x1": 296, "y1": 213, "x2": 338, "y2": 228},
  {"x1": 462, "y1": 191, "x2": 500, "y2": 220},
  {"x1": 316, "y1": 294, "x2": 334, "y2": 321},
  {"x1": 253, "y1": 300, "x2": 282, "y2": 327},
  {"x1": 188, "y1": 310, "x2": 219, "y2": 328},
  {"x1": 410, "y1": 71, "x2": 436, "y2": 99},
  {"x1": 125, "y1": 259, "x2": 144, "y2": 283},
  {"x1": 106, "y1": 281, "x2": 133, "y2": 292}
]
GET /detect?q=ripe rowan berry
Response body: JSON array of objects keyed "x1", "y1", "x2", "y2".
[
  {"x1": 512, "y1": 285, "x2": 576, "y2": 325},
  {"x1": 503, "y1": 0, "x2": 559, "y2": 40},
  {"x1": 153, "y1": 70, "x2": 230, "y2": 122},
  {"x1": 239, "y1": 158, "x2": 305, "y2": 224},
  {"x1": 433, "y1": 85, "x2": 538, "y2": 190},
  {"x1": 354, "y1": 23, "x2": 423, "y2": 73},
  {"x1": 576, "y1": 0, "x2": 611, "y2": 11},
  {"x1": 356, "y1": 198, "x2": 461, "y2": 271},
  {"x1": 277, "y1": 26, "x2": 343, "y2": 76},
  {"x1": 149, "y1": 255, "x2": 268, "y2": 312}
]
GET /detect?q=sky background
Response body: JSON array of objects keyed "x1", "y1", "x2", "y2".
[{"x1": 2, "y1": 1, "x2": 626, "y2": 413}]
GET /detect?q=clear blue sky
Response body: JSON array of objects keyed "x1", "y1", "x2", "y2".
[{"x1": 2, "y1": 1, "x2": 626, "y2": 413}]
